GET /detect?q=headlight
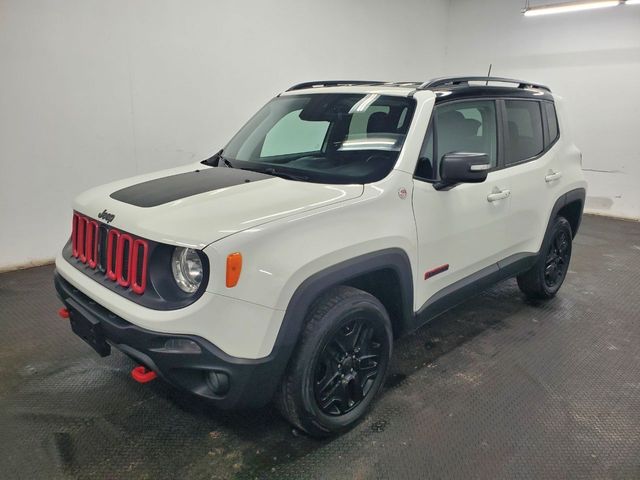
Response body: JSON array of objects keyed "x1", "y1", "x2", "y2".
[{"x1": 171, "y1": 247, "x2": 203, "y2": 293}]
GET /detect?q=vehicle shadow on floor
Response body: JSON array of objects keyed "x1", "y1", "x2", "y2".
[
  {"x1": 131, "y1": 278, "x2": 557, "y2": 478},
  {"x1": 1, "y1": 275, "x2": 564, "y2": 479}
]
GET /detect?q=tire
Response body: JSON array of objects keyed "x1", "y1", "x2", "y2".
[
  {"x1": 517, "y1": 216, "x2": 573, "y2": 299},
  {"x1": 275, "y1": 285, "x2": 393, "y2": 437}
]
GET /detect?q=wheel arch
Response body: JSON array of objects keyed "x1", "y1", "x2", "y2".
[
  {"x1": 546, "y1": 188, "x2": 586, "y2": 241},
  {"x1": 557, "y1": 193, "x2": 585, "y2": 238},
  {"x1": 273, "y1": 248, "x2": 414, "y2": 368}
]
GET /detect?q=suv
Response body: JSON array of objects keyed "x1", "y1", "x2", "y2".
[{"x1": 55, "y1": 76, "x2": 586, "y2": 436}]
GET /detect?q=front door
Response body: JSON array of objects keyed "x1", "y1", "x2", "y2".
[{"x1": 412, "y1": 99, "x2": 513, "y2": 312}]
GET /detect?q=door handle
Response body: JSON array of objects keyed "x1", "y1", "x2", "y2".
[
  {"x1": 545, "y1": 171, "x2": 563, "y2": 182},
  {"x1": 487, "y1": 189, "x2": 511, "y2": 202}
]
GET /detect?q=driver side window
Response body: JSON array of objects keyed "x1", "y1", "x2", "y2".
[{"x1": 415, "y1": 100, "x2": 498, "y2": 181}]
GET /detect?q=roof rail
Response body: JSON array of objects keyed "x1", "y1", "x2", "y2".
[
  {"x1": 286, "y1": 80, "x2": 385, "y2": 92},
  {"x1": 418, "y1": 76, "x2": 551, "y2": 93}
]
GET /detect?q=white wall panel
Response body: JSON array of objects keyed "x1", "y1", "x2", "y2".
[
  {"x1": 445, "y1": 0, "x2": 640, "y2": 220},
  {"x1": 0, "y1": 0, "x2": 449, "y2": 269},
  {"x1": 3, "y1": 0, "x2": 638, "y2": 270}
]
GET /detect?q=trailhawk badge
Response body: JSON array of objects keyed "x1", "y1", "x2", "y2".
[{"x1": 97, "y1": 209, "x2": 115, "y2": 223}]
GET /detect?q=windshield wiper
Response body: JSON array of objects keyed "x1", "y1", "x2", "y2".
[
  {"x1": 261, "y1": 167, "x2": 309, "y2": 182},
  {"x1": 204, "y1": 153, "x2": 308, "y2": 180},
  {"x1": 202, "y1": 149, "x2": 234, "y2": 168}
]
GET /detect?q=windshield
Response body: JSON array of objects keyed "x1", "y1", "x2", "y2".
[{"x1": 222, "y1": 93, "x2": 416, "y2": 184}]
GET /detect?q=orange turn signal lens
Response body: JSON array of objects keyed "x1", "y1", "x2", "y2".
[{"x1": 226, "y1": 252, "x2": 242, "y2": 287}]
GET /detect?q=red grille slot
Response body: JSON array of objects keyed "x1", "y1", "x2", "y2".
[
  {"x1": 72, "y1": 213, "x2": 80, "y2": 257},
  {"x1": 131, "y1": 239, "x2": 149, "y2": 295},
  {"x1": 70, "y1": 212, "x2": 149, "y2": 295},
  {"x1": 77, "y1": 216, "x2": 87, "y2": 262},
  {"x1": 97, "y1": 225, "x2": 108, "y2": 271},
  {"x1": 115, "y1": 234, "x2": 133, "y2": 287},
  {"x1": 106, "y1": 229, "x2": 120, "y2": 281},
  {"x1": 86, "y1": 220, "x2": 99, "y2": 268}
]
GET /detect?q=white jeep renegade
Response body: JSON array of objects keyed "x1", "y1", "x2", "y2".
[{"x1": 55, "y1": 77, "x2": 586, "y2": 436}]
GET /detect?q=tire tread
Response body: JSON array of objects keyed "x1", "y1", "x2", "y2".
[
  {"x1": 517, "y1": 216, "x2": 572, "y2": 299},
  {"x1": 275, "y1": 286, "x2": 388, "y2": 436}
]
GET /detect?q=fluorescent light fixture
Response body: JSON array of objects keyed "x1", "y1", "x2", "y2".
[
  {"x1": 625, "y1": 0, "x2": 640, "y2": 4},
  {"x1": 524, "y1": 0, "x2": 620, "y2": 16}
]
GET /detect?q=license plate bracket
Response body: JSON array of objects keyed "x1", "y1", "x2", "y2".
[{"x1": 69, "y1": 306, "x2": 111, "y2": 357}]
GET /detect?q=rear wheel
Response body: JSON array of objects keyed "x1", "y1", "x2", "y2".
[
  {"x1": 517, "y1": 216, "x2": 572, "y2": 299},
  {"x1": 275, "y1": 286, "x2": 392, "y2": 437}
]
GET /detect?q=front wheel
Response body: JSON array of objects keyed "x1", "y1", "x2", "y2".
[
  {"x1": 517, "y1": 216, "x2": 573, "y2": 299},
  {"x1": 275, "y1": 286, "x2": 392, "y2": 437}
]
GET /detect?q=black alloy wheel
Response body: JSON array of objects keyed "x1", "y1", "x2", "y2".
[
  {"x1": 314, "y1": 316, "x2": 385, "y2": 416},
  {"x1": 517, "y1": 215, "x2": 573, "y2": 299},
  {"x1": 275, "y1": 286, "x2": 392, "y2": 437},
  {"x1": 544, "y1": 228, "x2": 571, "y2": 289}
]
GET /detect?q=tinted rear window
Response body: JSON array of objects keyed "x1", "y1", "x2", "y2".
[
  {"x1": 544, "y1": 102, "x2": 559, "y2": 147},
  {"x1": 504, "y1": 100, "x2": 544, "y2": 164}
]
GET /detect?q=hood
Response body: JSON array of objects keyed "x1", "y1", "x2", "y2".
[{"x1": 73, "y1": 164, "x2": 364, "y2": 248}]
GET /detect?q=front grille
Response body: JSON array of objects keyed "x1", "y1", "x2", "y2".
[{"x1": 71, "y1": 212, "x2": 149, "y2": 294}]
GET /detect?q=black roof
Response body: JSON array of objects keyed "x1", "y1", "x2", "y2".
[
  {"x1": 420, "y1": 76, "x2": 550, "y2": 92},
  {"x1": 430, "y1": 84, "x2": 554, "y2": 103},
  {"x1": 285, "y1": 76, "x2": 554, "y2": 102}
]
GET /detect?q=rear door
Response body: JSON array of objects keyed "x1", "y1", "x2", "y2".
[
  {"x1": 412, "y1": 99, "x2": 512, "y2": 311},
  {"x1": 500, "y1": 99, "x2": 560, "y2": 256}
]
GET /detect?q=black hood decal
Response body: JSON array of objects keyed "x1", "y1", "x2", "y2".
[{"x1": 110, "y1": 167, "x2": 273, "y2": 208}]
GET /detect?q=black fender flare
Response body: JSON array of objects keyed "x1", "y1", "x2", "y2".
[
  {"x1": 544, "y1": 187, "x2": 586, "y2": 241},
  {"x1": 265, "y1": 248, "x2": 414, "y2": 389}
]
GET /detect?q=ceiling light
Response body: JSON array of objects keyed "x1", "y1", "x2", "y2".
[
  {"x1": 524, "y1": 1, "x2": 620, "y2": 16},
  {"x1": 625, "y1": 0, "x2": 640, "y2": 4}
]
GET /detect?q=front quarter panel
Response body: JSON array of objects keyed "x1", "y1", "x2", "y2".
[{"x1": 204, "y1": 171, "x2": 418, "y2": 313}]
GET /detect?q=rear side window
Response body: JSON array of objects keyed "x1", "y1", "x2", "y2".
[
  {"x1": 504, "y1": 100, "x2": 544, "y2": 164},
  {"x1": 544, "y1": 102, "x2": 559, "y2": 147}
]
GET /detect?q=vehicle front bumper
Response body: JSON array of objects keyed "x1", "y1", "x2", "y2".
[{"x1": 54, "y1": 272, "x2": 287, "y2": 409}]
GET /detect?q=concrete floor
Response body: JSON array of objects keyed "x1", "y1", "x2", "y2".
[{"x1": 0, "y1": 214, "x2": 639, "y2": 479}]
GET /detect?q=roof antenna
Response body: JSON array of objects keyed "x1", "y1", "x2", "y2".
[{"x1": 485, "y1": 64, "x2": 493, "y2": 85}]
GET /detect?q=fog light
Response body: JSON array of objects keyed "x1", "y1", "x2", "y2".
[
  {"x1": 207, "y1": 371, "x2": 230, "y2": 395},
  {"x1": 162, "y1": 338, "x2": 202, "y2": 354}
]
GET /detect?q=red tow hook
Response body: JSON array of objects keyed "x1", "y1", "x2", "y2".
[
  {"x1": 131, "y1": 365, "x2": 157, "y2": 383},
  {"x1": 58, "y1": 307, "x2": 70, "y2": 319}
]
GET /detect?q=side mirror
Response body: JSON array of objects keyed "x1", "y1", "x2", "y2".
[{"x1": 436, "y1": 152, "x2": 490, "y2": 190}]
